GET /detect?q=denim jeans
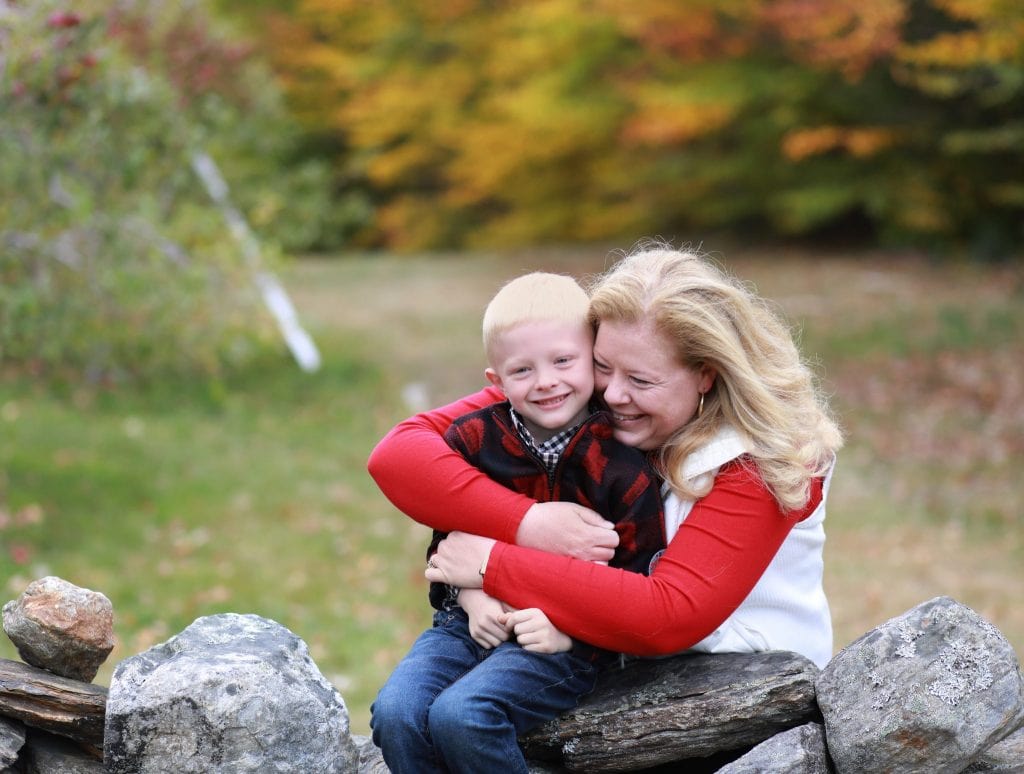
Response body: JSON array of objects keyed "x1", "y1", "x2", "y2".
[{"x1": 370, "y1": 607, "x2": 600, "y2": 774}]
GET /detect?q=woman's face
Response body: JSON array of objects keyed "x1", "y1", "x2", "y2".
[{"x1": 592, "y1": 318, "x2": 715, "y2": 451}]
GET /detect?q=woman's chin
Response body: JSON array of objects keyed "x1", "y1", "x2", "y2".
[{"x1": 612, "y1": 425, "x2": 651, "y2": 450}]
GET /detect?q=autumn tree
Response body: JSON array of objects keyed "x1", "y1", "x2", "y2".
[{"x1": 244, "y1": 0, "x2": 1022, "y2": 255}]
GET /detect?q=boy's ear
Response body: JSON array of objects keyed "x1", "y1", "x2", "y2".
[{"x1": 485, "y1": 368, "x2": 504, "y2": 391}]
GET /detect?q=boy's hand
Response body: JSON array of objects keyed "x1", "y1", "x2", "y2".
[
  {"x1": 458, "y1": 588, "x2": 511, "y2": 649},
  {"x1": 500, "y1": 608, "x2": 573, "y2": 654},
  {"x1": 517, "y1": 502, "x2": 618, "y2": 563}
]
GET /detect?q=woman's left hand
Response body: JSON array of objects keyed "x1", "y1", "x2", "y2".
[{"x1": 425, "y1": 531, "x2": 497, "y2": 588}]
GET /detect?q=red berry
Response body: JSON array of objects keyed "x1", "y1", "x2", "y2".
[{"x1": 46, "y1": 11, "x2": 81, "y2": 29}]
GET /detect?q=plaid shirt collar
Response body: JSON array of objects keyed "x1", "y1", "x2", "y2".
[{"x1": 508, "y1": 406, "x2": 586, "y2": 473}]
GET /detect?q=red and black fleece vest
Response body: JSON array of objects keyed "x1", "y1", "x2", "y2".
[{"x1": 427, "y1": 401, "x2": 666, "y2": 611}]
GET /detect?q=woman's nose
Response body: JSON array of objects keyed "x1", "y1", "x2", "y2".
[{"x1": 602, "y1": 374, "x2": 628, "y2": 405}]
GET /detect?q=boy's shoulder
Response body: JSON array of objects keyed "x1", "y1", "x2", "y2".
[
  {"x1": 444, "y1": 401, "x2": 515, "y2": 445},
  {"x1": 447, "y1": 400, "x2": 513, "y2": 429}
]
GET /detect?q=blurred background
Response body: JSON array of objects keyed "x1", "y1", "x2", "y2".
[{"x1": 2, "y1": 0, "x2": 1022, "y2": 735}]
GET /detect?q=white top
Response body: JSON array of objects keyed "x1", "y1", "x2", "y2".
[{"x1": 662, "y1": 426, "x2": 835, "y2": 668}]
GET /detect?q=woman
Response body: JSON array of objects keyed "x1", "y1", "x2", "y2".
[{"x1": 368, "y1": 243, "x2": 842, "y2": 759}]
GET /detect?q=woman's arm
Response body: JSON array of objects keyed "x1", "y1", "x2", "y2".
[
  {"x1": 429, "y1": 461, "x2": 823, "y2": 656},
  {"x1": 367, "y1": 386, "x2": 528, "y2": 542},
  {"x1": 368, "y1": 387, "x2": 620, "y2": 558}
]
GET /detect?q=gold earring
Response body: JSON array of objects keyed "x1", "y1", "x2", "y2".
[{"x1": 697, "y1": 391, "x2": 705, "y2": 418}]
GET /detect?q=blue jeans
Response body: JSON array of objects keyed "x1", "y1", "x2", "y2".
[{"x1": 370, "y1": 607, "x2": 600, "y2": 774}]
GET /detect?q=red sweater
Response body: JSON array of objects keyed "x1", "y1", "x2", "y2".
[{"x1": 367, "y1": 386, "x2": 822, "y2": 657}]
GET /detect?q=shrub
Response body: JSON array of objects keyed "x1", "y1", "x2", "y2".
[{"x1": 0, "y1": 1, "x2": 323, "y2": 383}]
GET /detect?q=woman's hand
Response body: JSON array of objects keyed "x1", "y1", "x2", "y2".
[
  {"x1": 425, "y1": 532, "x2": 496, "y2": 588},
  {"x1": 500, "y1": 608, "x2": 572, "y2": 654},
  {"x1": 516, "y1": 502, "x2": 619, "y2": 563}
]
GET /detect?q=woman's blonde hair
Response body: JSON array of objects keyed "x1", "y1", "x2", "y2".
[
  {"x1": 587, "y1": 242, "x2": 843, "y2": 512},
  {"x1": 482, "y1": 272, "x2": 590, "y2": 365}
]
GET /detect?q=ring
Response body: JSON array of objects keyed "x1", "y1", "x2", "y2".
[{"x1": 426, "y1": 558, "x2": 437, "y2": 569}]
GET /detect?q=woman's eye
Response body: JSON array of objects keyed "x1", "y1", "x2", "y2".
[
  {"x1": 593, "y1": 359, "x2": 610, "y2": 372},
  {"x1": 630, "y1": 376, "x2": 653, "y2": 387}
]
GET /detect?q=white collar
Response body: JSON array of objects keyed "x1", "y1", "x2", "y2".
[{"x1": 680, "y1": 424, "x2": 750, "y2": 481}]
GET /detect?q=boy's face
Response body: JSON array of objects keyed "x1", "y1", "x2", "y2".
[{"x1": 486, "y1": 319, "x2": 594, "y2": 443}]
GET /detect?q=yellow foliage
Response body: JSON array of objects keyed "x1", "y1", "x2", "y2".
[
  {"x1": 897, "y1": 0, "x2": 1024, "y2": 67},
  {"x1": 898, "y1": 27, "x2": 1024, "y2": 67},
  {"x1": 376, "y1": 195, "x2": 450, "y2": 252}
]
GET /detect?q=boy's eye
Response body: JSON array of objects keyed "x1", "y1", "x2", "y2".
[{"x1": 554, "y1": 356, "x2": 573, "y2": 365}]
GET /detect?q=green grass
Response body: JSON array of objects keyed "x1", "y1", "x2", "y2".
[
  {"x1": 1, "y1": 338, "x2": 430, "y2": 733},
  {"x1": 2, "y1": 246, "x2": 1022, "y2": 735}
]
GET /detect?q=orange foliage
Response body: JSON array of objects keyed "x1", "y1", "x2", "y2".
[
  {"x1": 759, "y1": 0, "x2": 907, "y2": 79},
  {"x1": 601, "y1": 0, "x2": 758, "y2": 61},
  {"x1": 621, "y1": 101, "x2": 736, "y2": 147},
  {"x1": 782, "y1": 126, "x2": 900, "y2": 161}
]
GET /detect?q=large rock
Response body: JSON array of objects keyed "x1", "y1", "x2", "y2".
[
  {"x1": 816, "y1": 596, "x2": 1024, "y2": 773},
  {"x1": 520, "y1": 650, "x2": 820, "y2": 772},
  {"x1": 0, "y1": 658, "x2": 107, "y2": 748},
  {"x1": 103, "y1": 613, "x2": 358, "y2": 773},
  {"x1": 353, "y1": 735, "x2": 389, "y2": 774},
  {"x1": 2, "y1": 577, "x2": 114, "y2": 682},
  {"x1": 964, "y1": 725, "x2": 1024, "y2": 772},
  {"x1": 21, "y1": 729, "x2": 105, "y2": 773},
  {"x1": 0, "y1": 716, "x2": 25, "y2": 770},
  {"x1": 716, "y1": 723, "x2": 832, "y2": 773}
]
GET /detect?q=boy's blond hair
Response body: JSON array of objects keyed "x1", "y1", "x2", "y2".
[{"x1": 482, "y1": 272, "x2": 591, "y2": 365}]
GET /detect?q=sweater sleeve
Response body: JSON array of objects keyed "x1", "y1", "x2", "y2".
[
  {"x1": 366, "y1": 386, "x2": 535, "y2": 544},
  {"x1": 484, "y1": 461, "x2": 824, "y2": 656}
]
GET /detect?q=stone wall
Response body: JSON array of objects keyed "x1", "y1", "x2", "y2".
[{"x1": 1, "y1": 576, "x2": 1022, "y2": 773}]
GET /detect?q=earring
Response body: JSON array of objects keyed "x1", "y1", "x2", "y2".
[{"x1": 697, "y1": 391, "x2": 705, "y2": 418}]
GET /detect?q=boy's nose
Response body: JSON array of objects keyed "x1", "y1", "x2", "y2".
[{"x1": 536, "y1": 367, "x2": 559, "y2": 389}]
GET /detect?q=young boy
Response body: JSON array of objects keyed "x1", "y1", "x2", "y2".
[{"x1": 370, "y1": 272, "x2": 665, "y2": 774}]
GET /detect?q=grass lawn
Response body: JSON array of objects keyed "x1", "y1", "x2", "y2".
[{"x1": 2, "y1": 244, "x2": 1022, "y2": 735}]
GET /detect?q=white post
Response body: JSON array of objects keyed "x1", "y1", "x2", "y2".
[{"x1": 190, "y1": 150, "x2": 321, "y2": 373}]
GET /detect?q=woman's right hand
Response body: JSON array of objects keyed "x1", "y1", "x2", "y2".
[{"x1": 515, "y1": 502, "x2": 619, "y2": 563}]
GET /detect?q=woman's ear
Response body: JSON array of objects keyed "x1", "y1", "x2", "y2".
[
  {"x1": 485, "y1": 368, "x2": 504, "y2": 392},
  {"x1": 698, "y1": 365, "x2": 717, "y2": 394}
]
